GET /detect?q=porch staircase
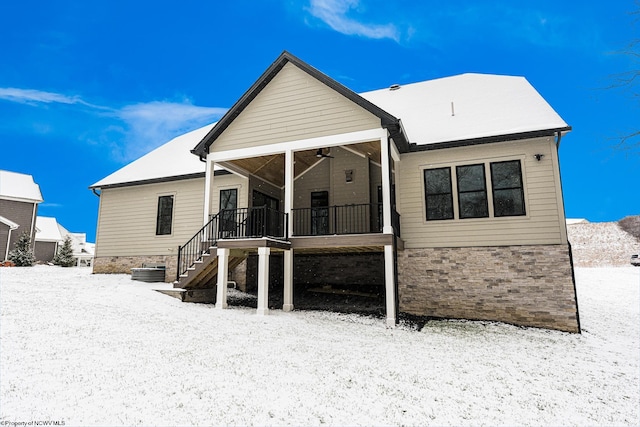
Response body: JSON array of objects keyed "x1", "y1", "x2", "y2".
[
  {"x1": 174, "y1": 251, "x2": 247, "y2": 290},
  {"x1": 156, "y1": 214, "x2": 245, "y2": 302}
]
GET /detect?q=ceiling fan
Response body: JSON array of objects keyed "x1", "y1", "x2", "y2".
[{"x1": 316, "y1": 148, "x2": 334, "y2": 158}]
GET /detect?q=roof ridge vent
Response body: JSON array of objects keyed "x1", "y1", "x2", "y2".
[{"x1": 389, "y1": 84, "x2": 401, "y2": 91}]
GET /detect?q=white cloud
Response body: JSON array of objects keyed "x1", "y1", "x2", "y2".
[
  {"x1": 0, "y1": 87, "x2": 227, "y2": 162},
  {"x1": 307, "y1": 0, "x2": 400, "y2": 42},
  {"x1": 113, "y1": 101, "x2": 227, "y2": 160},
  {"x1": 0, "y1": 87, "x2": 87, "y2": 106}
]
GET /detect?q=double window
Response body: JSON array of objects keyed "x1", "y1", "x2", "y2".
[
  {"x1": 156, "y1": 195, "x2": 174, "y2": 235},
  {"x1": 424, "y1": 160, "x2": 525, "y2": 221}
]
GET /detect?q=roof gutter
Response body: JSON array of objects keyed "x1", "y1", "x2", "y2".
[{"x1": 409, "y1": 126, "x2": 572, "y2": 152}]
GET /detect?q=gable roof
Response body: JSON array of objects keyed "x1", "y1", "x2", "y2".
[
  {"x1": 360, "y1": 73, "x2": 570, "y2": 149},
  {"x1": 191, "y1": 51, "x2": 409, "y2": 158},
  {"x1": 0, "y1": 170, "x2": 43, "y2": 203},
  {"x1": 35, "y1": 216, "x2": 64, "y2": 242},
  {"x1": 90, "y1": 123, "x2": 217, "y2": 189}
]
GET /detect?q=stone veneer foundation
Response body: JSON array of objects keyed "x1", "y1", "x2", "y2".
[
  {"x1": 94, "y1": 255, "x2": 247, "y2": 288},
  {"x1": 93, "y1": 255, "x2": 178, "y2": 283},
  {"x1": 397, "y1": 244, "x2": 580, "y2": 333}
]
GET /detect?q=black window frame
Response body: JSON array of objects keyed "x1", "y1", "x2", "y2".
[
  {"x1": 456, "y1": 163, "x2": 489, "y2": 219},
  {"x1": 155, "y1": 195, "x2": 174, "y2": 236},
  {"x1": 423, "y1": 167, "x2": 454, "y2": 221},
  {"x1": 490, "y1": 160, "x2": 526, "y2": 217}
]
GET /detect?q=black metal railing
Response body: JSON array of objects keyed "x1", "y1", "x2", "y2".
[
  {"x1": 176, "y1": 214, "x2": 219, "y2": 281},
  {"x1": 291, "y1": 203, "x2": 379, "y2": 236},
  {"x1": 292, "y1": 203, "x2": 402, "y2": 237},
  {"x1": 176, "y1": 207, "x2": 289, "y2": 281},
  {"x1": 218, "y1": 207, "x2": 288, "y2": 240}
]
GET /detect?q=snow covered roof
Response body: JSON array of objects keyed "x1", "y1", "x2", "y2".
[
  {"x1": 360, "y1": 73, "x2": 569, "y2": 146},
  {"x1": 566, "y1": 218, "x2": 590, "y2": 225},
  {"x1": 90, "y1": 123, "x2": 217, "y2": 189},
  {"x1": 0, "y1": 215, "x2": 19, "y2": 230},
  {"x1": 35, "y1": 216, "x2": 64, "y2": 242},
  {"x1": 0, "y1": 170, "x2": 43, "y2": 203}
]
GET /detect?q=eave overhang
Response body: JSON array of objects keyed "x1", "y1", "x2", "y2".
[{"x1": 88, "y1": 170, "x2": 231, "y2": 191}]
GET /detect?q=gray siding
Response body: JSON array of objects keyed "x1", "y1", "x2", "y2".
[
  {"x1": 0, "y1": 199, "x2": 37, "y2": 256},
  {"x1": 34, "y1": 241, "x2": 57, "y2": 262}
]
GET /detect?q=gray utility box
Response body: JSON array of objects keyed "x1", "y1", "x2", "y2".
[{"x1": 131, "y1": 264, "x2": 166, "y2": 282}]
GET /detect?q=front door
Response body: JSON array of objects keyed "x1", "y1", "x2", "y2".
[
  {"x1": 311, "y1": 191, "x2": 329, "y2": 235},
  {"x1": 251, "y1": 190, "x2": 280, "y2": 237}
]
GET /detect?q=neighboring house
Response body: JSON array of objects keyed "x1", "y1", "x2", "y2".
[
  {"x1": 34, "y1": 216, "x2": 94, "y2": 266},
  {"x1": 91, "y1": 52, "x2": 580, "y2": 332},
  {"x1": 34, "y1": 216, "x2": 64, "y2": 262},
  {"x1": 66, "y1": 231, "x2": 95, "y2": 267},
  {"x1": 0, "y1": 170, "x2": 43, "y2": 260}
]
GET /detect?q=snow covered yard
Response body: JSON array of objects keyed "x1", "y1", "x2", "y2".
[{"x1": 1, "y1": 266, "x2": 638, "y2": 426}]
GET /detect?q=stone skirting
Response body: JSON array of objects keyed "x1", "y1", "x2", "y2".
[
  {"x1": 397, "y1": 244, "x2": 580, "y2": 333},
  {"x1": 93, "y1": 255, "x2": 178, "y2": 283}
]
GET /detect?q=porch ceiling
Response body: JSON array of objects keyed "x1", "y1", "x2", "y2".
[{"x1": 219, "y1": 142, "x2": 382, "y2": 187}]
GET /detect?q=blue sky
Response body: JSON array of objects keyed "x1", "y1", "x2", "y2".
[{"x1": 1, "y1": 0, "x2": 638, "y2": 242}]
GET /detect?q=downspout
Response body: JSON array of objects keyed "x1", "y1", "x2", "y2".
[
  {"x1": 4, "y1": 228, "x2": 13, "y2": 261},
  {"x1": 555, "y1": 130, "x2": 563, "y2": 149},
  {"x1": 30, "y1": 203, "x2": 38, "y2": 249},
  {"x1": 92, "y1": 188, "x2": 101, "y2": 197}
]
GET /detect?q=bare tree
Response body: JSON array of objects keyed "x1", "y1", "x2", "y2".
[{"x1": 611, "y1": 3, "x2": 639, "y2": 153}]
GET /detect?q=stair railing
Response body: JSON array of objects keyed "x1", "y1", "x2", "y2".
[{"x1": 176, "y1": 214, "x2": 219, "y2": 281}]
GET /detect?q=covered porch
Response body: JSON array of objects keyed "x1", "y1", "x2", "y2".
[{"x1": 195, "y1": 128, "x2": 402, "y2": 325}]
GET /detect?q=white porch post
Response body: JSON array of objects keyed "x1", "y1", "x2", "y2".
[
  {"x1": 256, "y1": 247, "x2": 270, "y2": 315},
  {"x1": 384, "y1": 244, "x2": 397, "y2": 327},
  {"x1": 215, "y1": 248, "x2": 230, "y2": 309},
  {"x1": 380, "y1": 133, "x2": 394, "y2": 234},
  {"x1": 283, "y1": 250, "x2": 294, "y2": 312},
  {"x1": 203, "y1": 157, "x2": 214, "y2": 225},
  {"x1": 283, "y1": 148, "x2": 294, "y2": 312}
]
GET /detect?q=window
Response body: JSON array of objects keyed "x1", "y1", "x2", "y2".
[
  {"x1": 424, "y1": 167, "x2": 454, "y2": 220},
  {"x1": 423, "y1": 159, "x2": 526, "y2": 221},
  {"x1": 491, "y1": 160, "x2": 526, "y2": 217},
  {"x1": 456, "y1": 164, "x2": 488, "y2": 219},
  {"x1": 155, "y1": 195, "x2": 174, "y2": 235},
  {"x1": 219, "y1": 189, "x2": 237, "y2": 235}
]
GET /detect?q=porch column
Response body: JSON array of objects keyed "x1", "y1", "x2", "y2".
[
  {"x1": 284, "y1": 149, "x2": 294, "y2": 237},
  {"x1": 384, "y1": 244, "x2": 397, "y2": 327},
  {"x1": 283, "y1": 148, "x2": 294, "y2": 312},
  {"x1": 203, "y1": 157, "x2": 214, "y2": 225},
  {"x1": 380, "y1": 134, "x2": 394, "y2": 234},
  {"x1": 215, "y1": 248, "x2": 230, "y2": 309},
  {"x1": 256, "y1": 247, "x2": 270, "y2": 315},
  {"x1": 283, "y1": 249, "x2": 294, "y2": 312}
]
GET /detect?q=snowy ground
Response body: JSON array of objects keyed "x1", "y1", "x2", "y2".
[{"x1": 1, "y1": 266, "x2": 639, "y2": 426}]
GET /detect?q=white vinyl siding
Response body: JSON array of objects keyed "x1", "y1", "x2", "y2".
[
  {"x1": 95, "y1": 178, "x2": 204, "y2": 257},
  {"x1": 397, "y1": 137, "x2": 567, "y2": 248},
  {"x1": 210, "y1": 62, "x2": 381, "y2": 153}
]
